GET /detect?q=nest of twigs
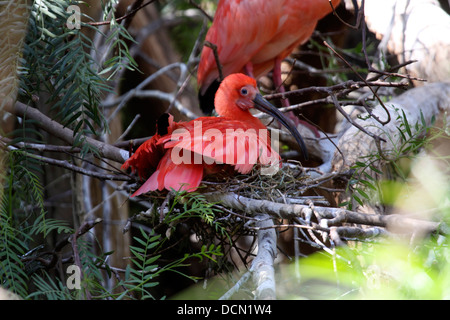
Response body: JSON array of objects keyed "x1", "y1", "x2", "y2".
[{"x1": 125, "y1": 161, "x2": 340, "y2": 271}]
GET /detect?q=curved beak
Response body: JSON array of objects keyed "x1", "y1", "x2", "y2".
[{"x1": 253, "y1": 94, "x2": 308, "y2": 160}]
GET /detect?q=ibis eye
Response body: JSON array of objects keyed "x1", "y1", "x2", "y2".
[{"x1": 240, "y1": 87, "x2": 248, "y2": 96}]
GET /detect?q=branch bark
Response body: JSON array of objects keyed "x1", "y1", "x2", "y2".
[
  {"x1": 3, "y1": 100, "x2": 130, "y2": 164},
  {"x1": 250, "y1": 214, "x2": 277, "y2": 300},
  {"x1": 204, "y1": 192, "x2": 448, "y2": 236}
]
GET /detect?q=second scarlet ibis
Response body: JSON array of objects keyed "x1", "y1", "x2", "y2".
[
  {"x1": 122, "y1": 73, "x2": 307, "y2": 196},
  {"x1": 197, "y1": 0, "x2": 341, "y2": 133}
]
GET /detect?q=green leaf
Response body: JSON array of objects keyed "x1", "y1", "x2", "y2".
[{"x1": 401, "y1": 109, "x2": 412, "y2": 138}]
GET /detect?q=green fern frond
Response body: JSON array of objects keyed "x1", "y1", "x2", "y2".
[
  {"x1": 27, "y1": 273, "x2": 74, "y2": 300},
  {"x1": 0, "y1": 149, "x2": 74, "y2": 298}
]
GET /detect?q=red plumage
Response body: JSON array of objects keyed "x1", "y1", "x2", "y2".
[
  {"x1": 198, "y1": 0, "x2": 341, "y2": 94},
  {"x1": 122, "y1": 74, "x2": 306, "y2": 197}
]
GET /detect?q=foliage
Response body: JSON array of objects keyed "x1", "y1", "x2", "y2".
[
  {"x1": 2, "y1": 0, "x2": 449, "y2": 301},
  {"x1": 301, "y1": 109, "x2": 449, "y2": 300},
  {"x1": 1, "y1": 0, "x2": 220, "y2": 300},
  {"x1": 0, "y1": 150, "x2": 73, "y2": 298},
  {"x1": 341, "y1": 107, "x2": 436, "y2": 210},
  {"x1": 281, "y1": 234, "x2": 450, "y2": 299},
  {"x1": 131, "y1": 190, "x2": 230, "y2": 276},
  {"x1": 117, "y1": 227, "x2": 222, "y2": 300},
  {"x1": 165, "y1": 190, "x2": 229, "y2": 238},
  {"x1": 24, "y1": 223, "x2": 221, "y2": 300},
  {"x1": 17, "y1": 0, "x2": 137, "y2": 155}
]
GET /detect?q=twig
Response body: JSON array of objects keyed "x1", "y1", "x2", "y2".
[
  {"x1": 188, "y1": 0, "x2": 213, "y2": 22},
  {"x1": 204, "y1": 41, "x2": 224, "y2": 82},
  {"x1": 113, "y1": 136, "x2": 152, "y2": 149},
  {"x1": 167, "y1": 19, "x2": 208, "y2": 113},
  {"x1": 263, "y1": 79, "x2": 409, "y2": 105},
  {"x1": 122, "y1": 0, "x2": 145, "y2": 30},
  {"x1": 87, "y1": 0, "x2": 157, "y2": 26},
  {"x1": 4, "y1": 101, "x2": 129, "y2": 163},
  {"x1": 323, "y1": 41, "x2": 391, "y2": 126},
  {"x1": 70, "y1": 218, "x2": 102, "y2": 300},
  {"x1": 329, "y1": 0, "x2": 364, "y2": 29},
  {"x1": 328, "y1": 92, "x2": 386, "y2": 145},
  {"x1": 329, "y1": 226, "x2": 389, "y2": 247},
  {"x1": 116, "y1": 114, "x2": 141, "y2": 143},
  {"x1": 103, "y1": 62, "x2": 198, "y2": 121},
  {"x1": 1, "y1": 136, "x2": 81, "y2": 154},
  {"x1": 4, "y1": 143, "x2": 131, "y2": 181}
]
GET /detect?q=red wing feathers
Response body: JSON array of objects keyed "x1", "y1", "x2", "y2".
[
  {"x1": 159, "y1": 118, "x2": 280, "y2": 174},
  {"x1": 131, "y1": 152, "x2": 204, "y2": 197}
]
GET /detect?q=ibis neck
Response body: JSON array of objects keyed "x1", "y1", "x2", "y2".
[{"x1": 216, "y1": 105, "x2": 266, "y2": 130}]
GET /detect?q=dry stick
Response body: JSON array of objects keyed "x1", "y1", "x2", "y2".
[
  {"x1": 328, "y1": 93, "x2": 385, "y2": 150},
  {"x1": 70, "y1": 218, "x2": 102, "y2": 300},
  {"x1": 4, "y1": 101, "x2": 129, "y2": 163},
  {"x1": 4, "y1": 101, "x2": 134, "y2": 183},
  {"x1": 188, "y1": 0, "x2": 213, "y2": 22},
  {"x1": 368, "y1": 60, "x2": 424, "y2": 82},
  {"x1": 122, "y1": 0, "x2": 145, "y2": 30},
  {"x1": 4, "y1": 143, "x2": 131, "y2": 181},
  {"x1": 264, "y1": 79, "x2": 408, "y2": 109},
  {"x1": 167, "y1": 20, "x2": 207, "y2": 114},
  {"x1": 329, "y1": 226, "x2": 389, "y2": 247},
  {"x1": 113, "y1": 136, "x2": 152, "y2": 149},
  {"x1": 329, "y1": 0, "x2": 364, "y2": 30},
  {"x1": 355, "y1": 2, "x2": 425, "y2": 84},
  {"x1": 323, "y1": 41, "x2": 391, "y2": 126},
  {"x1": 104, "y1": 63, "x2": 198, "y2": 121},
  {"x1": 116, "y1": 114, "x2": 141, "y2": 143},
  {"x1": 1, "y1": 136, "x2": 81, "y2": 154},
  {"x1": 204, "y1": 41, "x2": 224, "y2": 82},
  {"x1": 87, "y1": 0, "x2": 157, "y2": 26}
]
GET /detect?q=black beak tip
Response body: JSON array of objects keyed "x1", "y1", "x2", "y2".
[{"x1": 253, "y1": 94, "x2": 308, "y2": 161}]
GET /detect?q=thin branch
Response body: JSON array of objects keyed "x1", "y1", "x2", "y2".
[
  {"x1": 87, "y1": 0, "x2": 157, "y2": 26},
  {"x1": 329, "y1": 0, "x2": 364, "y2": 29},
  {"x1": 263, "y1": 79, "x2": 408, "y2": 104},
  {"x1": 3, "y1": 144, "x2": 132, "y2": 181},
  {"x1": 116, "y1": 114, "x2": 141, "y2": 143},
  {"x1": 328, "y1": 92, "x2": 386, "y2": 145},
  {"x1": 4, "y1": 101, "x2": 129, "y2": 163},
  {"x1": 323, "y1": 40, "x2": 391, "y2": 126},
  {"x1": 188, "y1": 0, "x2": 213, "y2": 22},
  {"x1": 204, "y1": 41, "x2": 224, "y2": 82},
  {"x1": 70, "y1": 218, "x2": 102, "y2": 300},
  {"x1": 1, "y1": 136, "x2": 81, "y2": 154},
  {"x1": 102, "y1": 62, "x2": 198, "y2": 121}
]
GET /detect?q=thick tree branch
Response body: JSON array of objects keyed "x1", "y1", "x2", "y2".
[
  {"x1": 250, "y1": 214, "x2": 277, "y2": 300},
  {"x1": 203, "y1": 192, "x2": 448, "y2": 236}
]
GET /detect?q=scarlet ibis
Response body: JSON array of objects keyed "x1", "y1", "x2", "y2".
[
  {"x1": 197, "y1": 0, "x2": 341, "y2": 133},
  {"x1": 122, "y1": 73, "x2": 307, "y2": 196}
]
